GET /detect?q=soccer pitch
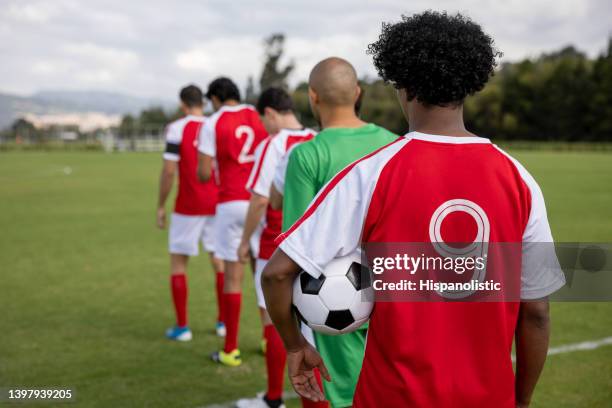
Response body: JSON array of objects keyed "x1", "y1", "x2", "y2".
[{"x1": 0, "y1": 150, "x2": 611, "y2": 407}]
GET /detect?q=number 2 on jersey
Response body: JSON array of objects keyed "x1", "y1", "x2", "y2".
[{"x1": 235, "y1": 125, "x2": 255, "y2": 163}]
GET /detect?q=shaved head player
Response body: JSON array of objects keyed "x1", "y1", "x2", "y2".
[{"x1": 267, "y1": 57, "x2": 397, "y2": 408}]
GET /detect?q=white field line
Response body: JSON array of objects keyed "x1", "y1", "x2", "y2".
[
  {"x1": 547, "y1": 336, "x2": 612, "y2": 356},
  {"x1": 202, "y1": 337, "x2": 612, "y2": 408},
  {"x1": 513, "y1": 336, "x2": 612, "y2": 362}
]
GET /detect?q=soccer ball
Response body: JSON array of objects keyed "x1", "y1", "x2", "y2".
[{"x1": 292, "y1": 252, "x2": 373, "y2": 335}]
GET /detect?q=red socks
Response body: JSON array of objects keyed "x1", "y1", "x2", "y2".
[
  {"x1": 264, "y1": 324, "x2": 286, "y2": 400},
  {"x1": 300, "y1": 368, "x2": 329, "y2": 408},
  {"x1": 170, "y1": 274, "x2": 188, "y2": 327},
  {"x1": 215, "y1": 272, "x2": 225, "y2": 323},
  {"x1": 223, "y1": 293, "x2": 242, "y2": 352}
]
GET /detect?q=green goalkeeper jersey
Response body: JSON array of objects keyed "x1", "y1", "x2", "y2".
[{"x1": 282, "y1": 123, "x2": 397, "y2": 407}]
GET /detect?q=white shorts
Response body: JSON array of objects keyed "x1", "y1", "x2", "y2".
[
  {"x1": 254, "y1": 258, "x2": 267, "y2": 309},
  {"x1": 169, "y1": 213, "x2": 216, "y2": 256},
  {"x1": 214, "y1": 201, "x2": 249, "y2": 262}
]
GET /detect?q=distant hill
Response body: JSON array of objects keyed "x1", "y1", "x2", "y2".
[{"x1": 0, "y1": 90, "x2": 174, "y2": 129}]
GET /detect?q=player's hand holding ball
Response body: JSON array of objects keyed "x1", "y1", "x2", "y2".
[{"x1": 156, "y1": 207, "x2": 166, "y2": 229}]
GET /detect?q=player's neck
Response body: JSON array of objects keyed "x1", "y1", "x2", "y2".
[
  {"x1": 408, "y1": 103, "x2": 473, "y2": 137},
  {"x1": 278, "y1": 114, "x2": 303, "y2": 131},
  {"x1": 319, "y1": 106, "x2": 367, "y2": 129},
  {"x1": 222, "y1": 100, "x2": 240, "y2": 107},
  {"x1": 184, "y1": 107, "x2": 204, "y2": 117}
]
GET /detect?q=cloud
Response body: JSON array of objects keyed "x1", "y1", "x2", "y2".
[{"x1": 0, "y1": 0, "x2": 610, "y2": 99}]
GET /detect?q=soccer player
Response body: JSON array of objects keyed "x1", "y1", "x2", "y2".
[
  {"x1": 198, "y1": 77, "x2": 267, "y2": 366},
  {"x1": 235, "y1": 87, "x2": 315, "y2": 408},
  {"x1": 156, "y1": 84, "x2": 224, "y2": 341},
  {"x1": 262, "y1": 12, "x2": 566, "y2": 408},
  {"x1": 268, "y1": 57, "x2": 398, "y2": 408}
]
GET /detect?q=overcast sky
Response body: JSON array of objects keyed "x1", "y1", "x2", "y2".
[{"x1": 1, "y1": 0, "x2": 610, "y2": 100}]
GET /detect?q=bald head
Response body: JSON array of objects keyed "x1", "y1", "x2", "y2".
[{"x1": 309, "y1": 57, "x2": 359, "y2": 107}]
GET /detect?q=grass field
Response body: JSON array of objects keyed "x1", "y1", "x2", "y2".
[{"x1": 1, "y1": 150, "x2": 611, "y2": 407}]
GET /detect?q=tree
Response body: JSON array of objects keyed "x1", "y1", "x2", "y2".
[
  {"x1": 245, "y1": 75, "x2": 257, "y2": 104},
  {"x1": 588, "y1": 37, "x2": 612, "y2": 141},
  {"x1": 11, "y1": 118, "x2": 37, "y2": 141},
  {"x1": 259, "y1": 33, "x2": 294, "y2": 91}
]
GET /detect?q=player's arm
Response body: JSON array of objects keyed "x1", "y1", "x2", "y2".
[
  {"x1": 197, "y1": 119, "x2": 215, "y2": 182},
  {"x1": 157, "y1": 160, "x2": 177, "y2": 229},
  {"x1": 157, "y1": 125, "x2": 181, "y2": 229},
  {"x1": 262, "y1": 249, "x2": 329, "y2": 402},
  {"x1": 264, "y1": 155, "x2": 376, "y2": 401},
  {"x1": 269, "y1": 184, "x2": 283, "y2": 210},
  {"x1": 237, "y1": 192, "x2": 268, "y2": 263},
  {"x1": 513, "y1": 165, "x2": 565, "y2": 407},
  {"x1": 515, "y1": 299, "x2": 550, "y2": 408},
  {"x1": 197, "y1": 153, "x2": 213, "y2": 182}
]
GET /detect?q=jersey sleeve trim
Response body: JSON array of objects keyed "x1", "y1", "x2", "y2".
[
  {"x1": 520, "y1": 274, "x2": 566, "y2": 299},
  {"x1": 163, "y1": 142, "x2": 180, "y2": 161},
  {"x1": 280, "y1": 238, "x2": 326, "y2": 277}
]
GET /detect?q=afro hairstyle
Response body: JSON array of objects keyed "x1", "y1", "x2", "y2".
[{"x1": 367, "y1": 11, "x2": 501, "y2": 106}]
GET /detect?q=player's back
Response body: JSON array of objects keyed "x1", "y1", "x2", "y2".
[
  {"x1": 248, "y1": 128, "x2": 316, "y2": 259},
  {"x1": 164, "y1": 115, "x2": 217, "y2": 215},
  {"x1": 208, "y1": 104, "x2": 267, "y2": 202},
  {"x1": 353, "y1": 132, "x2": 563, "y2": 408}
]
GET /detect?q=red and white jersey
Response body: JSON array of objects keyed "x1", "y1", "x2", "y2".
[
  {"x1": 198, "y1": 104, "x2": 267, "y2": 203},
  {"x1": 164, "y1": 115, "x2": 218, "y2": 215},
  {"x1": 246, "y1": 128, "x2": 316, "y2": 259},
  {"x1": 277, "y1": 132, "x2": 565, "y2": 408}
]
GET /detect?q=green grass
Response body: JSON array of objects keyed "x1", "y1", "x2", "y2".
[{"x1": 0, "y1": 151, "x2": 611, "y2": 407}]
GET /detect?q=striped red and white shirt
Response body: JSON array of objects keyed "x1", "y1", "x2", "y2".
[
  {"x1": 246, "y1": 128, "x2": 316, "y2": 259},
  {"x1": 163, "y1": 115, "x2": 218, "y2": 215},
  {"x1": 278, "y1": 132, "x2": 565, "y2": 408},
  {"x1": 198, "y1": 104, "x2": 268, "y2": 203}
]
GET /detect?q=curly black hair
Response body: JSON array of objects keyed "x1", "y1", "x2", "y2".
[{"x1": 367, "y1": 11, "x2": 501, "y2": 106}]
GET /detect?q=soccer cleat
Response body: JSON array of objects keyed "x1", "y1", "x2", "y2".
[
  {"x1": 235, "y1": 393, "x2": 285, "y2": 408},
  {"x1": 211, "y1": 349, "x2": 242, "y2": 367},
  {"x1": 216, "y1": 321, "x2": 227, "y2": 337},
  {"x1": 166, "y1": 326, "x2": 192, "y2": 341}
]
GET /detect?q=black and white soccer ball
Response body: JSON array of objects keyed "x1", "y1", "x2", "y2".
[{"x1": 292, "y1": 252, "x2": 373, "y2": 335}]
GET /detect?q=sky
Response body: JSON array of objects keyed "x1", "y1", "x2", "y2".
[{"x1": 0, "y1": 0, "x2": 610, "y2": 100}]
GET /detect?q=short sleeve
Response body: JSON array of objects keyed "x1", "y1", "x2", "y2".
[
  {"x1": 520, "y1": 177, "x2": 566, "y2": 299},
  {"x1": 198, "y1": 118, "x2": 216, "y2": 157},
  {"x1": 246, "y1": 137, "x2": 280, "y2": 198},
  {"x1": 163, "y1": 123, "x2": 182, "y2": 161},
  {"x1": 272, "y1": 147, "x2": 292, "y2": 194}
]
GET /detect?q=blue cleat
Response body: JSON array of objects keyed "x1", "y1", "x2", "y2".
[
  {"x1": 215, "y1": 321, "x2": 226, "y2": 337},
  {"x1": 166, "y1": 326, "x2": 192, "y2": 341}
]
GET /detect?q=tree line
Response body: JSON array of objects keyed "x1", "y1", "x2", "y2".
[{"x1": 121, "y1": 35, "x2": 612, "y2": 142}]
